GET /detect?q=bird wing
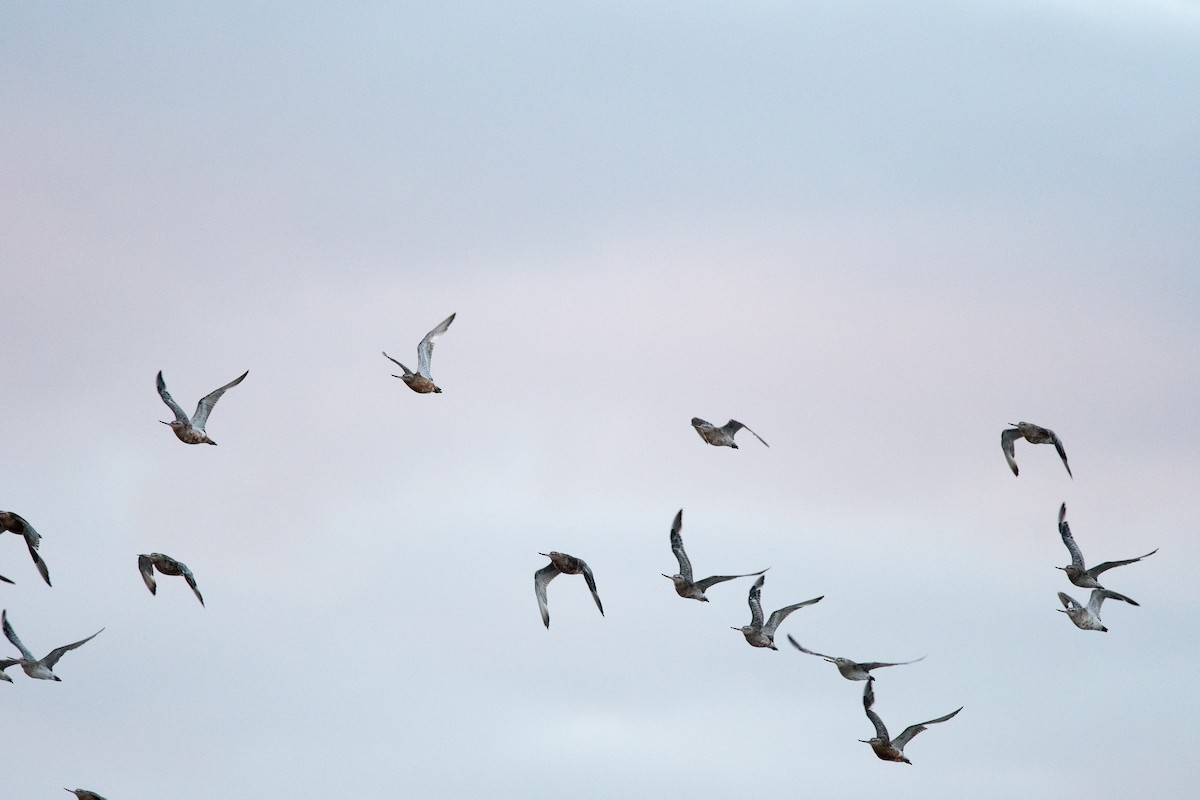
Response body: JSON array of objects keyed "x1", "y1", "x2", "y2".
[
  {"x1": 1, "y1": 610, "x2": 35, "y2": 660},
  {"x1": 25, "y1": 540, "x2": 51, "y2": 586},
  {"x1": 1098, "y1": 588, "x2": 1139, "y2": 607},
  {"x1": 155, "y1": 372, "x2": 191, "y2": 424},
  {"x1": 1057, "y1": 591, "x2": 1080, "y2": 611},
  {"x1": 1089, "y1": 549, "x2": 1158, "y2": 578},
  {"x1": 1050, "y1": 432, "x2": 1072, "y2": 478},
  {"x1": 1000, "y1": 428, "x2": 1020, "y2": 476},
  {"x1": 381, "y1": 351, "x2": 413, "y2": 377},
  {"x1": 534, "y1": 564, "x2": 559, "y2": 628},
  {"x1": 892, "y1": 706, "x2": 963, "y2": 752},
  {"x1": 192, "y1": 370, "x2": 248, "y2": 430},
  {"x1": 138, "y1": 555, "x2": 158, "y2": 595},
  {"x1": 786, "y1": 634, "x2": 835, "y2": 660},
  {"x1": 1, "y1": 512, "x2": 41, "y2": 548},
  {"x1": 416, "y1": 313, "x2": 455, "y2": 378},
  {"x1": 694, "y1": 568, "x2": 769, "y2": 594},
  {"x1": 668, "y1": 509, "x2": 693, "y2": 582},
  {"x1": 764, "y1": 595, "x2": 823, "y2": 637},
  {"x1": 857, "y1": 655, "x2": 926, "y2": 672},
  {"x1": 1085, "y1": 589, "x2": 1109, "y2": 616},
  {"x1": 725, "y1": 420, "x2": 769, "y2": 447},
  {"x1": 0, "y1": 573, "x2": 12, "y2": 585},
  {"x1": 580, "y1": 561, "x2": 604, "y2": 617},
  {"x1": 181, "y1": 564, "x2": 205, "y2": 606},
  {"x1": 1057, "y1": 504, "x2": 1086, "y2": 571},
  {"x1": 747, "y1": 575, "x2": 766, "y2": 629},
  {"x1": 42, "y1": 627, "x2": 104, "y2": 669},
  {"x1": 862, "y1": 679, "x2": 890, "y2": 741}
]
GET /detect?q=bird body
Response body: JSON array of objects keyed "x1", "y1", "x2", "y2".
[
  {"x1": 734, "y1": 575, "x2": 822, "y2": 649},
  {"x1": 663, "y1": 510, "x2": 766, "y2": 602},
  {"x1": 157, "y1": 369, "x2": 248, "y2": 445},
  {"x1": 691, "y1": 417, "x2": 769, "y2": 449},
  {"x1": 1057, "y1": 503, "x2": 1155, "y2": 602},
  {"x1": 383, "y1": 313, "x2": 456, "y2": 394},
  {"x1": 139, "y1": 553, "x2": 204, "y2": 606},
  {"x1": 860, "y1": 679, "x2": 961, "y2": 764},
  {"x1": 66, "y1": 790, "x2": 109, "y2": 800},
  {"x1": 534, "y1": 551, "x2": 604, "y2": 628},
  {"x1": 0, "y1": 511, "x2": 51, "y2": 586},
  {"x1": 2, "y1": 609, "x2": 102, "y2": 681},
  {"x1": 1001, "y1": 421, "x2": 1071, "y2": 477},
  {"x1": 788, "y1": 635, "x2": 924, "y2": 680},
  {"x1": 1057, "y1": 588, "x2": 1129, "y2": 632}
]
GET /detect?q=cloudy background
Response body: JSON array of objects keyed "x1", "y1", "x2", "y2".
[{"x1": 3, "y1": 1, "x2": 1198, "y2": 797}]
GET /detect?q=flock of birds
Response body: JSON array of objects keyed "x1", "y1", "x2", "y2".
[{"x1": 3, "y1": 314, "x2": 1161, "y2": 794}]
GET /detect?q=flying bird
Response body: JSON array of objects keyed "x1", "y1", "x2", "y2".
[
  {"x1": 663, "y1": 509, "x2": 767, "y2": 602},
  {"x1": 157, "y1": 369, "x2": 249, "y2": 445},
  {"x1": 65, "y1": 790, "x2": 109, "y2": 800},
  {"x1": 1057, "y1": 588, "x2": 1132, "y2": 632},
  {"x1": 139, "y1": 553, "x2": 205, "y2": 606},
  {"x1": 1000, "y1": 421, "x2": 1071, "y2": 477},
  {"x1": 1056, "y1": 503, "x2": 1156, "y2": 604},
  {"x1": 382, "y1": 312, "x2": 456, "y2": 394},
  {"x1": 535, "y1": 551, "x2": 604, "y2": 628},
  {"x1": 787, "y1": 635, "x2": 925, "y2": 681},
  {"x1": 733, "y1": 575, "x2": 822, "y2": 649},
  {"x1": 1, "y1": 609, "x2": 103, "y2": 681},
  {"x1": 691, "y1": 417, "x2": 769, "y2": 449},
  {"x1": 0, "y1": 511, "x2": 52, "y2": 586},
  {"x1": 860, "y1": 678, "x2": 962, "y2": 764}
]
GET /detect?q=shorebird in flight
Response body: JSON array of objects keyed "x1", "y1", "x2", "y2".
[
  {"x1": 734, "y1": 575, "x2": 822, "y2": 649},
  {"x1": 139, "y1": 553, "x2": 205, "y2": 606},
  {"x1": 383, "y1": 312, "x2": 456, "y2": 394},
  {"x1": 1056, "y1": 503, "x2": 1155, "y2": 604},
  {"x1": 535, "y1": 551, "x2": 604, "y2": 628},
  {"x1": 691, "y1": 418, "x2": 769, "y2": 449},
  {"x1": 663, "y1": 510, "x2": 767, "y2": 602},
  {"x1": 787, "y1": 635, "x2": 924, "y2": 681},
  {"x1": 1, "y1": 609, "x2": 103, "y2": 681},
  {"x1": 860, "y1": 678, "x2": 961, "y2": 764},
  {"x1": 157, "y1": 369, "x2": 248, "y2": 445},
  {"x1": 1057, "y1": 588, "x2": 1132, "y2": 632},
  {"x1": 1000, "y1": 421, "x2": 1071, "y2": 477},
  {"x1": 0, "y1": 511, "x2": 51, "y2": 586},
  {"x1": 65, "y1": 790, "x2": 109, "y2": 800}
]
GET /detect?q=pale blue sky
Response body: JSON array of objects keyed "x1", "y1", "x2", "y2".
[{"x1": 2, "y1": 2, "x2": 1198, "y2": 798}]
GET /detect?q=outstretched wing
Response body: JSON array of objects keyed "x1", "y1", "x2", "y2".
[
  {"x1": 725, "y1": 420, "x2": 769, "y2": 447},
  {"x1": 1, "y1": 610, "x2": 35, "y2": 660},
  {"x1": 857, "y1": 655, "x2": 926, "y2": 672},
  {"x1": 192, "y1": 370, "x2": 249, "y2": 430},
  {"x1": 1000, "y1": 428, "x2": 1020, "y2": 476},
  {"x1": 764, "y1": 595, "x2": 823, "y2": 636},
  {"x1": 892, "y1": 706, "x2": 963, "y2": 752},
  {"x1": 138, "y1": 555, "x2": 158, "y2": 595},
  {"x1": 747, "y1": 575, "x2": 766, "y2": 629},
  {"x1": 26, "y1": 540, "x2": 51, "y2": 586},
  {"x1": 416, "y1": 313, "x2": 455, "y2": 378},
  {"x1": 180, "y1": 564, "x2": 205, "y2": 607},
  {"x1": 1057, "y1": 503, "x2": 1086, "y2": 571},
  {"x1": 1098, "y1": 588, "x2": 1139, "y2": 607},
  {"x1": 42, "y1": 627, "x2": 104, "y2": 669},
  {"x1": 0, "y1": 573, "x2": 13, "y2": 585},
  {"x1": 156, "y1": 372, "x2": 191, "y2": 424},
  {"x1": 534, "y1": 564, "x2": 559, "y2": 628},
  {"x1": 786, "y1": 634, "x2": 835, "y2": 661},
  {"x1": 1089, "y1": 548, "x2": 1158, "y2": 579},
  {"x1": 694, "y1": 568, "x2": 769, "y2": 594},
  {"x1": 579, "y1": 561, "x2": 604, "y2": 617},
  {"x1": 1049, "y1": 432, "x2": 1072, "y2": 478},
  {"x1": 668, "y1": 509, "x2": 693, "y2": 582},
  {"x1": 862, "y1": 679, "x2": 890, "y2": 741},
  {"x1": 381, "y1": 351, "x2": 413, "y2": 377},
  {"x1": 1057, "y1": 591, "x2": 1080, "y2": 611}
]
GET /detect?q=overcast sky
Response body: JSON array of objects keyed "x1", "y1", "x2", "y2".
[{"x1": 3, "y1": 1, "x2": 1199, "y2": 798}]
